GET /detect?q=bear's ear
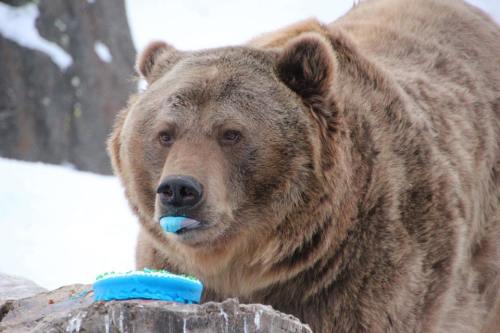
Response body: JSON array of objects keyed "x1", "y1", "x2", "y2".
[
  {"x1": 136, "y1": 41, "x2": 182, "y2": 84},
  {"x1": 276, "y1": 33, "x2": 335, "y2": 100}
]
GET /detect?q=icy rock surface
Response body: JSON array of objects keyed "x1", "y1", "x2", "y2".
[
  {"x1": 0, "y1": 284, "x2": 312, "y2": 333},
  {"x1": 0, "y1": 273, "x2": 46, "y2": 301}
]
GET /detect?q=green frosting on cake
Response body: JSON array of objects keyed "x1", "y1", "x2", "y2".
[{"x1": 95, "y1": 268, "x2": 198, "y2": 282}]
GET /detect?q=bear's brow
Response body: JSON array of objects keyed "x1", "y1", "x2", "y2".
[
  {"x1": 168, "y1": 73, "x2": 252, "y2": 108},
  {"x1": 166, "y1": 90, "x2": 193, "y2": 108},
  {"x1": 215, "y1": 76, "x2": 244, "y2": 101}
]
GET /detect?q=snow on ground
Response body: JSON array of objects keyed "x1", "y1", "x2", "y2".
[
  {"x1": 0, "y1": 3, "x2": 72, "y2": 70},
  {"x1": 0, "y1": 158, "x2": 137, "y2": 290}
]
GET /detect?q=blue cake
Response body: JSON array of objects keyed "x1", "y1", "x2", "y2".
[{"x1": 93, "y1": 268, "x2": 203, "y2": 303}]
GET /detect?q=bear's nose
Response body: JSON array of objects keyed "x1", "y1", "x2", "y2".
[{"x1": 157, "y1": 175, "x2": 203, "y2": 209}]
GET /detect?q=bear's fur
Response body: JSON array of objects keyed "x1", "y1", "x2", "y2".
[{"x1": 108, "y1": 0, "x2": 500, "y2": 331}]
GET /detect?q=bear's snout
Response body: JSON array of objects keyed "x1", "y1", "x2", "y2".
[{"x1": 156, "y1": 175, "x2": 204, "y2": 211}]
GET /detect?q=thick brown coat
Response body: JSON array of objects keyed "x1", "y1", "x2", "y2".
[{"x1": 108, "y1": 0, "x2": 500, "y2": 332}]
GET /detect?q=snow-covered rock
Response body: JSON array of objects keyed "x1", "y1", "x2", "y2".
[
  {"x1": 0, "y1": 285, "x2": 312, "y2": 333},
  {"x1": 94, "y1": 41, "x2": 113, "y2": 63},
  {"x1": 0, "y1": 0, "x2": 136, "y2": 174},
  {"x1": 0, "y1": 273, "x2": 46, "y2": 301},
  {"x1": 0, "y1": 3, "x2": 72, "y2": 70}
]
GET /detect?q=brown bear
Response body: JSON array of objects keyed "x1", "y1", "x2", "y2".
[{"x1": 108, "y1": 0, "x2": 500, "y2": 332}]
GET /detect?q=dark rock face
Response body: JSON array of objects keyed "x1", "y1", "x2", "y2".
[
  {"x1": 1, "y1": 0, "x2": 29, "y2": 6},
  {"x1": 0, "y1": 0, "x2": 136, "y2": 174},
  {"x1": 0, "y1": 284, "x2": 312, "y2": 332}
]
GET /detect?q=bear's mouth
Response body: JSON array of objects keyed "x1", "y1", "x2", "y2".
[
  {"x1": 176, "y1": 222, "x2": 202, "y2": 235},
  {"x1": 159, "y1": 216, "x2": 203, "y2": 234}
]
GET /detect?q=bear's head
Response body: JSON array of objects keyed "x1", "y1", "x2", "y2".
[{"x1": 108, "y1": 27, "x2": 352, "y2": 294}]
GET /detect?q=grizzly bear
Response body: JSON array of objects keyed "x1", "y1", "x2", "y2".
[{"x1": 108, "y1": 0, "x2": 500, "y2": 332}]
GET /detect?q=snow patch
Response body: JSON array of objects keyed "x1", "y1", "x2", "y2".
[
  {"x1": 0, "y1": 3, "x2": 72, "y2": 70},
  {"x1": 0, "y1": 157, "x2": 138, "y2": 290},
  {"x1": 254, "y1": 310, "x2": 261, "y2": 329},
  {"x1": 137, "y1": 78, "x2": 148, "y2": 92},
  {"x1": 104, "y1": 314, "x2": 110, "y2": 333},
  {"x1": 118, "y1": 310, "x2": 124, "y2": 332},
  {"x1": 94, "y1": 41, "x2": 113, "y2": 63},
  {"x1": 71, "y1": 76, "x2": 81, "y2": 88},
  {"x1": 54, "y1": 19, "x2": 66, "y2": 32},
  {"x1": 220, "y1": 308, "x2": 229, "y2": 330},
  {"x1": 66, "y1": 311, "x2": 86, "y2": 333}
]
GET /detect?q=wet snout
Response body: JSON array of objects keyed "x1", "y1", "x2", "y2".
[{"x1": 157, "y1": 175, "x2": 203, "y2": 209}]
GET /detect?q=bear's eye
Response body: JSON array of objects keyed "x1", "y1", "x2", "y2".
[
  {"x1": 220, "y1": 130, "x2": 241, "y2": 145},
  {"x1": 158, "y1": 131, "x2": 174, "y2": 146}
]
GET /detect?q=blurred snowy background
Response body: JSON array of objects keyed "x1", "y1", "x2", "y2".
[
  {"x1": 126, "y1": 0, "x2": 500, "y2": 51},
  {"x1": 0, "y1": 0, "x2": 499, "y2": 291}
]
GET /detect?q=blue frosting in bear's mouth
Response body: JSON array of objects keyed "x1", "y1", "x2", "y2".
[{"x1": 160, "y1": 216, "x2": 201, "y2": 234}]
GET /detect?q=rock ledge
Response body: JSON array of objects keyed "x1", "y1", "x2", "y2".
[{"x1": 0, "y1": 284, "x2": 312, "y2": 332}]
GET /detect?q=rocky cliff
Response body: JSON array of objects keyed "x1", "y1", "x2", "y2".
[{"x1": 0, "y1": 0, "x2": 136, "y2": 174}]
